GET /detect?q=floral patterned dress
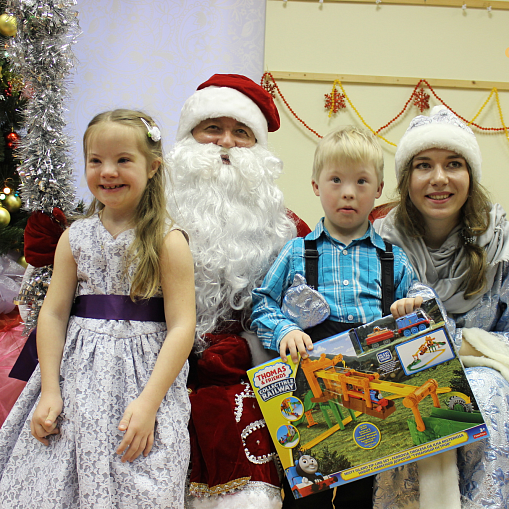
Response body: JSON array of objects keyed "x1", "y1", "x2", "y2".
[{"x1": 0, "y1": 215, "x2": 191, "y2": 508}]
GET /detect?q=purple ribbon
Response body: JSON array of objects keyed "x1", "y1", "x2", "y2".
[
  {"x1": 9, "y1": 328, "x2": 37, "y2": 382},
  {"x1": 71, "y1": 295, "x2": 165, "y2": 322},
  {"x1": 9, "y1": 294, "x2": 165, "y2": 382}
]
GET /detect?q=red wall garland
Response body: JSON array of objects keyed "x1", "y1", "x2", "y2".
[{"x1": 261, "y1": 72, "x2": 509, "y2": 146}]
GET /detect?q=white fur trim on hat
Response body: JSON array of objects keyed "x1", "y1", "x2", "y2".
[
  {"x1": 176, "y1": 86, "x2": 268, "y2": 147},
  {"x1": 395, "y1": 105, "x2": 482, "y2": 182}
]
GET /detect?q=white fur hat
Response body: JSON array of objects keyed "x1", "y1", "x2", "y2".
[
  {"x1": 175, "y1": 74, "x2": 280, "y2": 149},
  {"x1": 395, "y1": 105, "x2": 482, "y2": 182}
]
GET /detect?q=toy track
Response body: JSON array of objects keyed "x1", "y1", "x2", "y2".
[
  {"x1": 302, "y1": 354, "x2": 452, "y2": 432},
  {"x1": 301, "y1": 411, "x2": 363, "y2": 450}
]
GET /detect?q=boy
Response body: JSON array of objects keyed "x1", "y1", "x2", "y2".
[{"x1": 250, "y1": 126, "x2": 422, "y2": 508}]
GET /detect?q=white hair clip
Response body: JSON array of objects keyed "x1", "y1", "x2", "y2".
[{"x1": 140, "y1": 118, "x2": 161, "y2": 142}]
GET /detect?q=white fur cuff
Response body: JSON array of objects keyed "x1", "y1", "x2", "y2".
[
  {"x1": 417, "y1": 449, "x2": 460, "y2": 509},
  {"x1": 461, "y1": 327, "x2": 509, "y2": 382}
]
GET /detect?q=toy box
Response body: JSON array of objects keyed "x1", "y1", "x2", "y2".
[{"x1": 247, "y1": 299, "x2": 489, "y2": 500}]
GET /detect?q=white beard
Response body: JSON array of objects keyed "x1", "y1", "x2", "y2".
[{"x1": 166, "y1": 136, "x2": 297, "y2": 352}]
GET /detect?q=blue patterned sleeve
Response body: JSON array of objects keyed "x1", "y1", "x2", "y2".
[
  {"x1": 393, "y1": 247, "x2": 447, "y2": 332},
  {"x1": 460, "y1": 261, "x2": 509, "y2": 351},
  {"x1": 392, "y1": 246, "x2": 419, "y2": 300},
  {"x1": 251, "y1": 240, "x2": 303, "y2": 352},
  {"x1": 490, "y1": 262, "x2": 509, "y2": 334}
]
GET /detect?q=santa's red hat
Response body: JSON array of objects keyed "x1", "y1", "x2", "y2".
[{"x1": 176, "y1": 74, "x2": 280, "y2": 148}]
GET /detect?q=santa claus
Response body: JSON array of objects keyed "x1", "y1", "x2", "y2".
[{"x1": 166, "y1": 74, "x2": 309, "y2": 509}]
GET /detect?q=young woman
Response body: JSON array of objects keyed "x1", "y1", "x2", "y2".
[{"x1": 374, "y1": 105, "x2": 509, "y2": 509}]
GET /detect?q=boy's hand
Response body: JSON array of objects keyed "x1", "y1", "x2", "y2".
[
  {"x1": 30, "y1": 393, "x2": 63, "y2": 446},
  {"x1": 280, "y1": 330, "x2": 313, "y2": 363},
  {"x1": 390, "y1": 296, "x2": 424, "y2": 319},
  {"x1": 117, "y1": 397, "x2": 157, "y2": 463}
]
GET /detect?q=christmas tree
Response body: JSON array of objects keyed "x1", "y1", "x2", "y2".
[
  {"x1": 0, "y1": 6, "x2": 28, "y2": 260},
  {"x1": 3, "y1": 0, "x2": 80, "y2": 332}
]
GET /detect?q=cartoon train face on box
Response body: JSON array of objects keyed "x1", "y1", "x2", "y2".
[{"x1": 286, "y1": 454, "x2": 338, "y2": 499}]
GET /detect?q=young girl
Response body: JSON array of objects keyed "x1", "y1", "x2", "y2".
[{"x1": 0, "y1": 110, "x2": 196, "y2": 508}]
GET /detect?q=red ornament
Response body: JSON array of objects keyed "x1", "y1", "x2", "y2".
[
  {"x1": 6, "y1": 131, "x2": 20, "y2": 149},
  {"x1": 6, "y1": 131, "x2": 19, "y2": 142},
  {"x1": 413, "y1": 88, "x2": 430, "y2": 113},
  {"x1": 261, "y1": 75, "x2": 276, "y2": 98},
  {"x1": 324, "y1": 89, "x2": 346, "y2": 114}
]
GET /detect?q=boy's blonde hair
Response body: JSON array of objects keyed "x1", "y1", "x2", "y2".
[
  {"x1": 312, "y1": 126, "x2": 384, "y2": 183},
  {"x1": 84, "y1": 109, "x2": 170, "y2": 301}
]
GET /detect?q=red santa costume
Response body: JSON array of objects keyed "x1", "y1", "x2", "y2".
[{"x1": 166, "y1": 74, "x2": 310, "y2": 509}]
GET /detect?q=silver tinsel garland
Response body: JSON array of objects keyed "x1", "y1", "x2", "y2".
[
  {"x1": 6, "y1": 0, "x2": 80, "y2": 215},
  {"x1": 14, "y1": 265, "x2": 52, "y2": 334},
  {"x1": 7, "y1": 0, "x2": 80, "y2": 330}
]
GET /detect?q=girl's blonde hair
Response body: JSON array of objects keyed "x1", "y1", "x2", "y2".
[
  {"x1": 396, "y1": 159, "x2": 491, "y2": 298},
  {"x1": 84, "y1": 109, "x2": 170, "y2": 300}
]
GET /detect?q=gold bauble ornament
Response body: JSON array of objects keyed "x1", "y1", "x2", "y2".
[
  {"x1": 0, "y1": 14, "x2": 17, "y2": 37},
  {"x1": 17, "y1": 255, "x2": 27, "y2": 268},
  {"x1": 3, "y1": 193, "x2": 21, "y2": 213},
  {"x1": 0, "y1": 206, "x2": 10, "y2": 226}
]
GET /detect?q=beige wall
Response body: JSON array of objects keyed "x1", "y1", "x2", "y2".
[{"x1": 265, "y1": 0, "x2": 509, "y2": 228}]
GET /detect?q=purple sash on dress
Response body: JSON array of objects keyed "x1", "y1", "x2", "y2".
[
  {"x1": 9, "y1": 295, "x2": 165, "y2": 382},
  {"x1": 71, "y1": 295, "x2": 165, "y2": 322}
]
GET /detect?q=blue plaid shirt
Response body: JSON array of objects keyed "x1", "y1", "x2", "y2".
[{"x1": 251, "y1": 219, "x2": 417, "y2": 351}]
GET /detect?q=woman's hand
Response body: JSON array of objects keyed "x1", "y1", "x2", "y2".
[
  {"x1": 116, "y1": 397, "x2": 157, "y2": 463},
  {"x1": 30, "y1": 392, "x2": 63, "y2": 445},
  {"x1": 390, "y1": 296, "x2": 424, "y2": 319}
]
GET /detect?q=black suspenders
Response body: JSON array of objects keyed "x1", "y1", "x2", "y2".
[
  {"x1": 304, "y1": 239, "x2": 320, "y2": 290},
  {"x1": 378, "y1": 242, "x2": 394, "y2": 317},
  {"x1": 304, "y1": 239, "x2": 394, "y2": 317}
]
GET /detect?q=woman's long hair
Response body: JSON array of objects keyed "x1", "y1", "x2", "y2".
[
  {"x1": 83, "y1": 109, "x2": 169, "y2": 300},
  {"x1": 396, "y1": 159, "x2": 491, "y2": 298}
]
